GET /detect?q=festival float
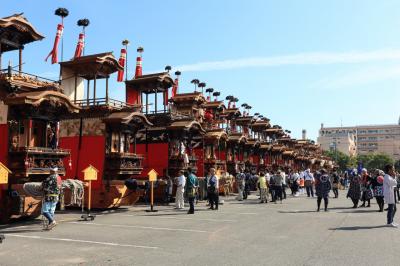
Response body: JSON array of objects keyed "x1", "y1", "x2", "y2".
[{"x1": 0, "y1": 14, "x2": 80, "y2": 222}]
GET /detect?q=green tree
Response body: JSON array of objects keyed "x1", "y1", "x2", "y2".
[
  {"x1": 357, "y1": 153, "x2": 394, "y2": 171},
  {"x1": 323, "y1": 150, "x2": 355, "y2": 172}
]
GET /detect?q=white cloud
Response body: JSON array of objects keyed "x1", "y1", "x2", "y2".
[
  {"x1": 173, "y1": 49, "x2": 400, "y2": 72},
  {"x1": 312, "y1": 65, "x2": 400, "y2": 89}
]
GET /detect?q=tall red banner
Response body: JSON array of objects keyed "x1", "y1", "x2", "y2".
[
  {"x1": 117, "y1": 49, "x2": 126, "y2": 82},
  {"x1": 45, "y1": 24, "x2": 64, "y2": 64},
  {"x1": 74, "y1": 33, "x2": 85, "y2": 59}
]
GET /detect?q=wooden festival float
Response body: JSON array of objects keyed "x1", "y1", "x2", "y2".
[
  {"x1": 58, "y1": 52, "x2": 153, "y2": 209},
  {"x1": 0, "y1": 14, "x2": 80, "y2": 221},
  {"x1": 123, "y1": 52, "x2": 206, "y2": 200}
]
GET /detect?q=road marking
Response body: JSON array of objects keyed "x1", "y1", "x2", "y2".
[
  {"x1": 119, "y1": 214, "x2": 236, "y2": 223},
  {"x1": 5, "y1": 234, "x2": 159, "y2": 249},
  {"x1": 219, "y1": 212, "x2": 258, "y2": 215},
  {"x1": 69, "y1": 222, "x2": 209, "y2": 233}
]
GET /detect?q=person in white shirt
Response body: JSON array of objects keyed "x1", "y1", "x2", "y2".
[
  {"x1": 290, "y1": 171, "x2": 300, "y2": 197},
  {"x1": 282, "y1": 171, "x2": 287, "y2": 199},
  {"x1": 175, "y1": 170, "x2": 186, "y2": 209},
  {"x1": 207, "y1": 168, "x2": 219, "y2": 210},
  {"x1": 304, "y1": 169, "x2": 314, "y2": 197},
  {"x1": 383, "y1": 164, "x2": 398, "y2": 227}
]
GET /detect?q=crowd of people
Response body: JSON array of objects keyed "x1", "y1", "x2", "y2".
[
  {"x1": 39, "y1": 163, "x2": 400, "y2": 230},
  {"x1": 170, "y1": 164, "x2": 400, "y2": 228}
]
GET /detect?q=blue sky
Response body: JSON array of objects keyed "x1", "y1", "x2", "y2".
[{"x1": 2, "y1": 0, "x2": 400, "y2": 140}]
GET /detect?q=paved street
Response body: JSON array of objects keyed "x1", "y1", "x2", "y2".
[{"x1": 0, "y1": 191, "x2": 399, "y2": 266}]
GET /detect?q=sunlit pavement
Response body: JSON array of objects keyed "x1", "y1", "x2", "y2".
[{"x1": 0, "y1": 191, "x2": 398, "y2": 266}]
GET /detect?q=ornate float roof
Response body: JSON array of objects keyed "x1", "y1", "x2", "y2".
[
  {"x1": 251, "y1": 120, "x2": 270, "y2": 131},
  {"x1": 235, "y1": 115, "x2": 254, "y2": 126},
  {"x1": 260, "y1": 143, "x2": 272, "y2": 150},
  {"x1": 60, "y1": 52, "x2": 123, "y2": 79},
  {"x1": 0, "y1": 13, "x2": 44, "y2": 52},
  {"x1": 167, "y1": 119, "x2": 205, "y2": 133},
  {"x1": 103, "y1": 111, "x2": 153, "y2": 126},
  {"x1": 203, "y1": 100, "x2": 226, "y2": 110},
  {"x1": 223, "y1": 107, "x2": 241, "y2": 118},
  {"x1": 245, "y1": 139, "x2": 260, "y2": 147},
  {"x1": 0, "y1": 72, "x2": 60, "y2": 92},
  {"x1": 4, "y1": 90, "x2": 80, "y2": 113},
  {"x1": 125, "y1": 72, "x2": 174, "y2": 92},
  {"x1": 170, "y1": 91, "x2": 206, "y2": 104},
  {"x1": 228, "y1": 132, "x2": 247, "y2": 143},
  {"x1": 204, "y1": 128, "x2": 228, "y2": 141}
]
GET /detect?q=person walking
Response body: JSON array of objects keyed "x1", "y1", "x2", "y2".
[
  {"x1": 360, "y1": 168, "x2": 372, "y2": 207},
  {"x1": 347, "y1": 170, "x2": 362, "y2": 208},
  {"x1": 272, "y1": 170, "x2": 283, "y2": 204},
  {"x1": 282, "y1": 171, "x2": 287, "y2": 199},
  {"x1": 208, "y1": 168, "x2": 219, "y2": 210},
  {"x1": 383, "y1": 164, "x2": 398, "y2": 227},
  {"x1": 41, "y1": 167, "x2": 61, "y2": 230},
  {"x1": 304, "y1": 169, "x2": 314, "y2": 197},
  {"x1": 315, "y1": 169, "x2": 331, "y2": 212},
  {"x1": 331, "y1": 171, "x2": 340, "y2": 198},
  {"x1": 299, "y1": 173, "x2": 305, "y2": 195},
  {"x1": 175, "y1": 170, "x2": 186, "y2": 209},
  {"x1": 185, "y1": 168, "x2": 198, "y2": 214},
  {"x1": 236, "y1": 168, "x2": 245, "y2": 201},
  {"x1": 257, "y1": 172, "x2": 268, "y2": 203},
  {"x1": 243, "y1": 169, "x2": 251, "y2": 200},
  {"x1": 371, "y1": 169, "x2": 385, "y2": 212}
]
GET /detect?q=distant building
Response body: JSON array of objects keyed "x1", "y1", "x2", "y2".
[{"x1": 317, "y1": 122, "x2": 400, "y2": 161}]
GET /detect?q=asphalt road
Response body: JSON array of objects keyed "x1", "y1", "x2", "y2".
[{"x1": 0, "y1": 190, "x2": 399, "y2": 266}]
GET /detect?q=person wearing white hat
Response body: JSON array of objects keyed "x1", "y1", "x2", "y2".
[{"x1": 41, "y1": 167, "x2": 60, "y2": 230}]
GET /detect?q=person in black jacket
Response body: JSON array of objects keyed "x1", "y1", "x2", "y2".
[
  {"x1": 315, "y1": 169, "x2": 331, "y2": 212},
  {"x1": 331, "y1": 171, "x2": 340, "y2": 198}
]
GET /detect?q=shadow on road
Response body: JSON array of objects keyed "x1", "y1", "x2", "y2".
[
  {"x1": 330, "y1": 225, "x2": 388, "y2": 230},
  {"x1": 2, "y1": 228, "x2": 44, "y2": 234}
]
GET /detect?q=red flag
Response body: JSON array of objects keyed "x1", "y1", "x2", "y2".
[
  {"x1": 135, "y1": 56, "x2": 142, "y2": 77},
  {"x1": 73, "y1": 33, "x2": 85, "y2": 59},
  {"x1": 45, "y1": 24, "x2": 64, "y2": 64},
  {"x1": 117, "y1": 48, "x2": 126, "y2": 82},
  {"x1": 172, "y1": 78, "x2": 178, "y2": 97}
]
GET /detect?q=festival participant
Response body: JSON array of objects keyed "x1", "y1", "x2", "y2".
[
  {"x1": 175, "y1": 170, "x2": 186, "y2": 209},
  {"x1": 257, "y1": 172, "x2": 268, "y2": 203},
  {"x1": 269, "y1": 171, "x2": 276, "y2": 202},
  {"x1": 304, "y1": 169, "x2": 314, "y2": 197},
  {"x1": 207, "y1": 168, "x2": 219, "y2": 210},
  {"x1": 281, "y1": 170, "x2": 287, "y2": 200},
  {"x1": 315, "y1": 169, "x2": 331, "y2": 212},
  {"x1": 41, "y1": 167, "x2": 61, "y2": 230},
  {"x1": 360, "y1": 168, "x2": 372, "y2": 207},
  {"x1": 371, "y1": 169, "x2": 385, "y2": 212},
  {"x1": 243, "y1": 169, "x2": 251, "y2": 200},
  {"x1": 291, "y1": 171, "x2": 300, "y2": 197},
  {"x1": 271, "y1": 170, "x2": 283, "y2": 204},
  {"x1": 236, "y1": 168, "x2": 246, "y2": 201},
  {"x1": 299, "y1": 173, "x2": 305, "y2": 195},
  {"x1": 331, "y1": 170, "x2": 340, "y2": 198},
  {"x1": 383, "y1": 164, "x2": 398, "y2": 227},
  {"x1": 347, "y1": 170, "x2": 361, "y2": 208},
  {"x1": 185, "y1": 168, "x2": 198, "y2": 214}
]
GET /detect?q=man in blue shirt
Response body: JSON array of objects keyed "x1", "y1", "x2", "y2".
[
  {"x1": 185, "y1": 168, "x2": 198, "y2": 214},
  {"x1": 42, "y1": 167, "x2": 60, "y2": 230}
]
